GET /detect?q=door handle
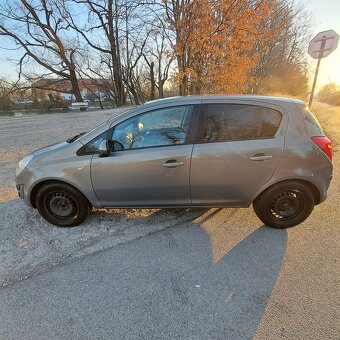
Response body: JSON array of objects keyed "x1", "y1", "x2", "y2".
[
  {"x1": 162, "y1": 160, "x2": 184, "y2": 168},
  {"x1": 249, "y1": 153, "x2": 273, "y2": 161}
]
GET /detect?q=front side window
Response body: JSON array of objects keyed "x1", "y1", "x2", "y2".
[
  {"x1": 202, "y1": 104, "x2": 281, "y2": 142},
  {"x1": 111, "y1": 106, "x2": 193, "y2": 150},
  {"x1": 78, "y1": 131, "x2": 108, "y2": 155}
]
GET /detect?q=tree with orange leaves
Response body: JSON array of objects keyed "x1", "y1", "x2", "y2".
[{"x1": 163, "y1": 0, "x2": 273, "y2": 95}]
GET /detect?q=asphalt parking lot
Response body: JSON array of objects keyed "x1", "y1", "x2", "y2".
[{"x1": 0, "y1": 102, "x2": 339, "y2": 339}]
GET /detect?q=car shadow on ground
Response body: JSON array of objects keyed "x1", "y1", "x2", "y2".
[
  {"x1": 194, "y1": 221, "x2": 287, "y2": 339},
  {"x1": 0, "y1": 204, "x2": 287, "y2": 339},
  {"x1": 137, "y1": 208, "x2": 288, "y2": 339},
  {"x1": 0, "y1": 198, "x2": 206, "y2": 287}
]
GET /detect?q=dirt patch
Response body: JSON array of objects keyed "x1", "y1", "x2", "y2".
[
  {"x1": 0, "y1": 188, "x2": 17, "y2": 202},
  {"x1": 0, "y1": 149, "x2": 33, "y2": 163}
]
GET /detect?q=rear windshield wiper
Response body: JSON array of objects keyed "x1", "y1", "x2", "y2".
[{"x1": 66, "y1": 131, "x2": 87, "y2": 143}]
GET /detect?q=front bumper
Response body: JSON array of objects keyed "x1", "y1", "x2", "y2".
[
  {"x1": 16, "y1": 184, "x2": 24, "y2": 199},
  {"x1": 15, "y1": 178, "x2": 33, "y2": 207}
]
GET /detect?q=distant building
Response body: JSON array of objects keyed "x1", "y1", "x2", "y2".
[{"x1": 31, "y1": 78, "x2": 110, "y2": 102}]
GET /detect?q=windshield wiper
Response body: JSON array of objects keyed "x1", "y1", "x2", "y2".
[{"x1": 66, "y1": 131, "x2": 87, "y2": 143}]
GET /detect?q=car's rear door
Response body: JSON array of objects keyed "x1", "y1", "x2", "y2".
[{"x1": 190, "y1": 100, "x2": 286, "y2": 206}]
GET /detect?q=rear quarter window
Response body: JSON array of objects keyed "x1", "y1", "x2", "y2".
[
  {"x1": 260, "y1": 107, "x2": 282, "y2": 138},
  {"x1": 297, "y1": 104, "x2": 324, "y2": 135}
]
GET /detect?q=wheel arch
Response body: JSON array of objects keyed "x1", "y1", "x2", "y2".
[
  {"x1": 29, "y1": 179, "x2": 93, "y2": 208},
  {"x1": 251, "y1": 179, "x2": 321, "y2": 205}
]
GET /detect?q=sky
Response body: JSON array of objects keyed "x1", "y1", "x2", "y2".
[{"x1": 0, "y1": 0, "x2": 339, "y2": 89}]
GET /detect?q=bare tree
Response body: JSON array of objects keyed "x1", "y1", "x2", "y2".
[
  {"x1": 0, "y1": 0, "x2": 85, "y2": 101},
  {"x1": 143, "y1": 26, "x2": 174, "y2": 98},
  {"x1": 120, "y1": 1, "x2": 150, "y2": 104},
  {"x1": 143, "y1": 56, "x2": 156, "y2": 100},
  {"x1": 161, "y1": 0, "x2": 194, "y2": 96},
  {"x1": 62, "y1": 0, "x2": 157, "y2": 105},
  {"x1": 61, "y1": 0, "x2": 131, "y2": 106}
]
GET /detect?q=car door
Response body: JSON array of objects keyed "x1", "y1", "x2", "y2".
[
  {"x1": 190, "y1": 101, "x2": 286, "y2": 206},
  {"x1": 90, "y1": 105, "x2": 196, "y2": 207}
]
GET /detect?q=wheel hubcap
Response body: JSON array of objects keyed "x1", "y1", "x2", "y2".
[
  {"x1": 46, "y1": 192, "x2": 79, "y2": 220},
  {"x1": 269, "y1": 190, "x2": 303, "y2": 220}
]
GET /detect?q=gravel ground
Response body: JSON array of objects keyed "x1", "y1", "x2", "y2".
[{"x1": 0, "y1": 108, "x2": 204, "y2": 287}]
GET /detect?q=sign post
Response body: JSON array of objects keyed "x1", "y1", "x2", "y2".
[{"x1": 308, "y1": 30, "x2": 339, "y2": 108}]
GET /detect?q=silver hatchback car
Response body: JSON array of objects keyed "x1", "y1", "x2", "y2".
[{"x1": 15, "y1": 95, "x2": 333, "y2": 228}]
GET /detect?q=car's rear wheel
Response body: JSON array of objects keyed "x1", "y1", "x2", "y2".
[
  {"x1": 253, "y1": 181, "x2": 315, "y2": 229},
  {"x1": 36, "y1": 182, "x2": 90, "y2": 227}
]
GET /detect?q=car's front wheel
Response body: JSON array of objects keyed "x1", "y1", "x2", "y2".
[
  {"x1": 253, "y1": 181, "x2": 315, "y2": 229},
  {"x1": 36, "y1": 182, "x2": 90, "y2": 227}
]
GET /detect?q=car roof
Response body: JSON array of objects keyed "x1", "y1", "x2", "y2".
[{"x1": 139, "y1": 95, "x2": 304, "y2": 107}]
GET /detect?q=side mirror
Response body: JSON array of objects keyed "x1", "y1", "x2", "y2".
[{"x1": 98, "y1": 140, "x2": 109, "y2": 157}]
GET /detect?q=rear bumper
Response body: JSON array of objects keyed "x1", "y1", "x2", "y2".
[{"x1": 317, "y1": 174, "x2": 332, "y2": 204}]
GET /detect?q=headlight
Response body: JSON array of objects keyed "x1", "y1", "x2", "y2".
[{"x1": 16, "y1": 155, "x2": 34, "y2": 176}]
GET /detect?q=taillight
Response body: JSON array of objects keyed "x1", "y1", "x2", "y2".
[{"x1": 312, "y1": 136, "x2": 333, "y2": 161}]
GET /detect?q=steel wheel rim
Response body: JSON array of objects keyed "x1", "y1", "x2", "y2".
[
  {"x1": 269, "y1": 190, "x2": 304, "y2": 220},
  {"x1": 45, "y1": 191, "x2": 79, "y2": 220}
]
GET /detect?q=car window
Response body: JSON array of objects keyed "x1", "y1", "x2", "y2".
[
  {"x1": 111, "y1": 106, "x2": 193, "y2": 150},
  {"x1": 202, "y1": 104, "x2": 281, "y2": 142},
  {"x1": 297, "y1": 104, "x2": 324, "y2": 135},
  {"x1": 259, "y1": 107, "x2": 282, "y2": 138},
  {"x1": 80, "y1": 131, "x2": 108, "y2": 154}
]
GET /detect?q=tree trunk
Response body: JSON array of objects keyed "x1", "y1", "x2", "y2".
[
  {"x1": 150, "y1": 62, "x2": 155, "y2": 100},
  {"x1": 98, "y1": 97, "x2": 104, "y2": 110},
  {"x1": 69, "y1": 70, "x2": 82, "y2": 102},
  {"x1": 128, "y1": 73, "x2": 140, "y2": 105},
  {"x1": 158, "y1": 80, "x2": 164, "y2": 98},
  {"x1": 158, "y1": 59, "x2": 164, "y2": 98},
  {"x1": 129, "y1": 86, "x2": 140, "y2": 105},
  {"x1": 177, "y1": 54, "x2": 188, "y2": 96},
  {"x1": 181, "y1": 74, "x2": 188, "y2": 96},
  {"x1": 108, "y1": 0, "x2": 125, "y2": 107}
]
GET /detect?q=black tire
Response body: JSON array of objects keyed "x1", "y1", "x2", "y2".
[
  {"x1": 36, "y1": 182, "x2": 91, "y2": 227},
  {"x1": 253, "y1": 181, "x2": 315, "y2": 229}
]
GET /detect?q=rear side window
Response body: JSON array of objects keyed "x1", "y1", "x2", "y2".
[{"x1": 202, "y1": 104, "x2": 281, "y2": 142}]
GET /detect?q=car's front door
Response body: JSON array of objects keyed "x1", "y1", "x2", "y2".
[
  {"x1": 190, "y1": 101, "x2": 286, "y2": 205},
  {"x1": 91, "y1": 105, "x2": 196, "y2": 207}
]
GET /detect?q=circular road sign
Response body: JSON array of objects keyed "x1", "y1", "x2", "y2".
[{"x1": 308, "y1": 29, "x2": 339, "y2": 59}]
